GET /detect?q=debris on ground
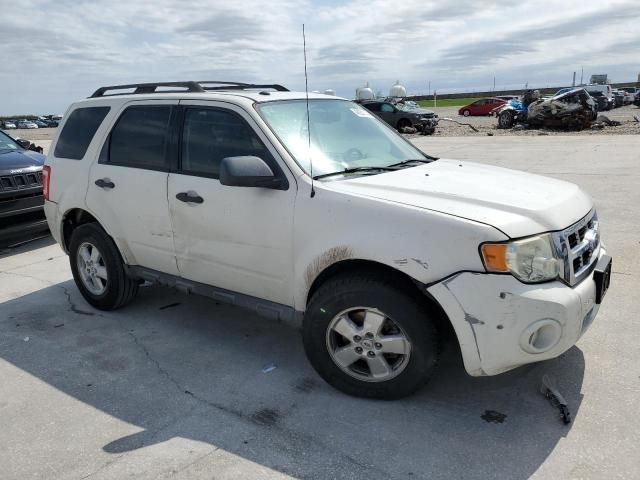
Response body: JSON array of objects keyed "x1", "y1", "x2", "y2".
[
  {"x1": 261, "y1": 364, "x2": 277, "y2": 373},
  {"x1": 23, "y1": 336, "x2": 30, "y2": 342},
  {"x1": 592, "y1": 115, "x2": 621, "y2": 127},
  {"x1": 400, "y1": 126, "x2": 417, "y2": 134},
  {"x1": 440, "y1": 117, "x2": 479, "y2": 132},
  {"x1": 540, "y1": 374, "x2": 571, "y2": 424},
  {"x1": 481, "y1": 410, "x2": 507, "y2": 423}
]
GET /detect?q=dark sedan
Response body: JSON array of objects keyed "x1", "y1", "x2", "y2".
[
  {"x1": 0, "y1": 130, "x2": 48, "y2": 245},
  {"x1": 360, "y1": 100, "x2": 438, "y2": 133}
]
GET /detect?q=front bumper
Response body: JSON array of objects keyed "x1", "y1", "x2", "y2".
[{"x1": 428, "y1": 248, "x2": 608, "y2": 376}]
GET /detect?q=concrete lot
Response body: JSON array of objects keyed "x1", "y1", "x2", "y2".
[{"x1": 1, "y1": 135, "x2": 639, "y2": 479}]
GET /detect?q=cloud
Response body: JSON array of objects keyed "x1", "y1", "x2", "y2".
[
  {"x1": 177, "y1": 12, "x2": 265, "y2": 41},
  {"x1": 0, "y1": 0, "x2": 638, "y2": 113}
]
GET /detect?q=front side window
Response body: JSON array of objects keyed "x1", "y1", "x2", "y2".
[
  {"x1": 180, "y1": 107, "x2": 272, "y2": 178},
  {"x1": 257, "y1": 99, "x2": 429, "y2": 177},
  {"x1": 380, "y1": 103, "x2": 395, "y2": 113},
  {"x1": 108, "y1": 105, "x2": 172, "y2": 170},
  {"x1": 54, "y1": 106, "x2": 110, "y2": 160}
]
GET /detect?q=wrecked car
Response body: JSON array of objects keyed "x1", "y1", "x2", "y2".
[
  {"x1": 360, "y1": 100, "x2": 438, "y2": 134},
  {"x1": 44, "y1": 81, "x2": 611, "y2": 400},
  {"x1": 493, "y1": 88, "x2": 597, "y2": 130}
]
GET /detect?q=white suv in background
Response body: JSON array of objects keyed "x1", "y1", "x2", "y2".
[{"x1": 44, "y1": 81, "x2": 612, "y2": 399}]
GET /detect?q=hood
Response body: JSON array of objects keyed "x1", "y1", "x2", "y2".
[
  {"x1": 0, "y1": 148, "x2": 45, "y2": 173},
  {"x1": 326, "y1": 159, "x2": 593, "y2": 238},
  {"x1": 409, "y1": 107, "x2": 436, "y2": 117}
]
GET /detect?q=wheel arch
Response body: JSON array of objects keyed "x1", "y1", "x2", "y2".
[
  {"x1": 396, "y1": 117, "x2": 412, "y2": 129},
  {"x1": 305, "y1": 258, "x2": 457, "y2": 344},
  {"x1": 61, "y1": 208, "x2": 123, "y2": 259}
]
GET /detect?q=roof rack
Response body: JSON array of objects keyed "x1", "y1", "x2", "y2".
[{"x1": 89, "y1": 81, "x2": 289, "y2": 98}]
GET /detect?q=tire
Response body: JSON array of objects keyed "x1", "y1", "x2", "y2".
[
  {"x1": 396, "y1": 118, "x2": 412, "y2": 131},
  {"x1": 498, "y1": 110, "x2": 514, "y2": 129},
  {"x1": 462, "y1": 109, "x2": 471, "y2": 117},
  {"x1": 69, "y1": 223, "x2": 138, "y2": 310},
  {"x1": 303, "y1": 274, "x2": 439, "y2": 400}
]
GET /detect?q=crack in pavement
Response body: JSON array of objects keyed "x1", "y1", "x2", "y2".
[
  {"x1": 119, "y1": 324, "x2": 399, "y2": 479},
  {"x1": 0, "y1": 270, "x2": 97, "y2": 316},
  {"x1": 2, "y1": 269, "x2": 398, "y2": 479},
  {"x1": 158, "y1": 446, "x2": 221, "y2": 478}
]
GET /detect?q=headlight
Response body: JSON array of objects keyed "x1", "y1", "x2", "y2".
[{"x1": 480, "y1": 234, "x2": 559, "y2": 283}]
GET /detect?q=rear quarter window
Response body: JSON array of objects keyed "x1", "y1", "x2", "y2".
[{"x1": 53, "y1": 106, "x2": 110, "y2": 160}]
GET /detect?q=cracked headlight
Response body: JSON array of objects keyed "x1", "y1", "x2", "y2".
[{"x1": 481, "y1": 234, "x2": 560, "y2": 283}]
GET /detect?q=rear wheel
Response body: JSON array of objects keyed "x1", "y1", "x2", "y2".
[
  {"x1": 69, "y1": 223, "x2": 138, "y2": 310},
  {"x1": 303, "y1": 274, "x2": 439, "y2": 399}
]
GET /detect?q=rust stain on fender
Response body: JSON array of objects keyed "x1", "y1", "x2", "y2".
[{"x1": 305, "y1": 246, "x2": 354, "y2": 288}]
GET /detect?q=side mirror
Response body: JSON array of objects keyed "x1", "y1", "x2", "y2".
[
  {"x1": 16, "y1": 138, "x2": 31, "y2": 149},
  {"x1": 219, "y1": 156, "x2": 285, "y2": 190}
]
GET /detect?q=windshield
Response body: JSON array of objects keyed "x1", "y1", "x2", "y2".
[
  {"x1": 396, "y1": 103, "x2": 417, "y2": 112},
  {"x1": 257, "y1": 99, "x2": 430, "y2": 178},
  {"x1": 0, "y1": 131, "x2": 20, "y2": 154}
]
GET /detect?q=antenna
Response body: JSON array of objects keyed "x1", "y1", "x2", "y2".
[{"x1": 303, "y1": 24, "x2": 315, "y2": 198}]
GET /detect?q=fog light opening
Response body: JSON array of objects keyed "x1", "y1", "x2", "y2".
[{"x1": 520, "y1": 319, "x2": 562, "y2": 354}]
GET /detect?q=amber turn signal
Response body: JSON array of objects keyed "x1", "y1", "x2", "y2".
[{"x1": 481, "y1": 243, "x2": 508, "y2": 272}]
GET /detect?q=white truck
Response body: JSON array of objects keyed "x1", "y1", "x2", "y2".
[{"x1": 43, "y1": 81, "x2": 612, "y2": 399}]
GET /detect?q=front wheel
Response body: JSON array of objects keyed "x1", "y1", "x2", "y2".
[
  {"x1": 498, "y1": 110, "x2": 514, "y2": 129},
  {"x1": 69, "y1": 223, "x2": 139, "y2": 310},
  {"x1": 396, "y1": 118, "x2": 412, "y2": 132},
  {"x1": 462, "y1": 109, "x2": 471, "y2": 117},
  {"x1": 303, "y1": 274, "x2": 439, "y2": 399}
]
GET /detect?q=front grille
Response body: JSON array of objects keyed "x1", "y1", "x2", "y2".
[
  {"x1": 0, "y1": 171, "x2": 42, "y2": 193},
  {"x1": 552, "y1": 210, "x2": 600, "y2": 286}
]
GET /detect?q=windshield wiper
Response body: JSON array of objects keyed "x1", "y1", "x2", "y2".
[
  {"x1": 386, "y1": 158, "x2": 435, "y2": 168},
  {"x1": 313, "y1": 166, "x2": 397, "y2": 180}
]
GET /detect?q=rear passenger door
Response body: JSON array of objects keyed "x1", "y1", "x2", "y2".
[
  {"x1": 86, "y1": 100, "x2": 179, "y2": 275},
  {"x1": 167, "y1": 101, "x2": 296, "y2": 306}
]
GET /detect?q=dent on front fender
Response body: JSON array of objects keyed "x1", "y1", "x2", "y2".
[{"x1": 427, "y1": 273, "x2": 486, "y2": 375}]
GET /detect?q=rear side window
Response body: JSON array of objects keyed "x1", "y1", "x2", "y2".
[
  {"x1": 54, "y1": 106, "x2": 110, "y2": 160},
  {"x1": 107, "y1": 106, "x2": 172, "y2": 170}
]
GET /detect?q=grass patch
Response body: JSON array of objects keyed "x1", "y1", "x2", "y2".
[{"x1": 417, "y1": 97, "x2": 482, "y2": 108}]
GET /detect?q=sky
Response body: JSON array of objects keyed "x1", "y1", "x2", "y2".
[{"x1": 1, "y1": 0, "x2": 639, "y2": 114}]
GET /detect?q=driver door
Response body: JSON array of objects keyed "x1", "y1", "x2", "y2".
[{"x1": 167, "y1": 101, "x2": 297, "y2": 306}]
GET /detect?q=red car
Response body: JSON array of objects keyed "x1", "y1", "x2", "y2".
[{"x1": 458, "y1": 97, "x2": 506, "y2": 116}]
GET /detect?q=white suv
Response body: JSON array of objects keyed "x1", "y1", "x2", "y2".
[{"x1": 44, "y1": 81, "x2": 612, "y2": 399}]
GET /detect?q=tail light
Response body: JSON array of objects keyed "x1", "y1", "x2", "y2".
[{"x1": 42, "y1": 165, "x2": 51, "y2": 201}]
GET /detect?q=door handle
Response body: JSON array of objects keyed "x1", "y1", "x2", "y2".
[
  {"x1": 176, "y1": 192, "x2": 204, "y2": 204},
  {"x1": 95, "y1": 178, "x2": 115, "y2": 189}
]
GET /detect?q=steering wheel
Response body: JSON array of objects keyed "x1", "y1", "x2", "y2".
[{"x1": 343, "y1": 148, "x2": 365, "y2": 162}]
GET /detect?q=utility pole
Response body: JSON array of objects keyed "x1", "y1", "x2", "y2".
[
  {"x1": 572, "y1": 71, "x2": 576, "y2": 87},
  {"x1": 493, "y1": 76, "x2": 496, "y2": 91},
  {"x1": 580, "y1": 66, "x2": 584, "y2": 85}
]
